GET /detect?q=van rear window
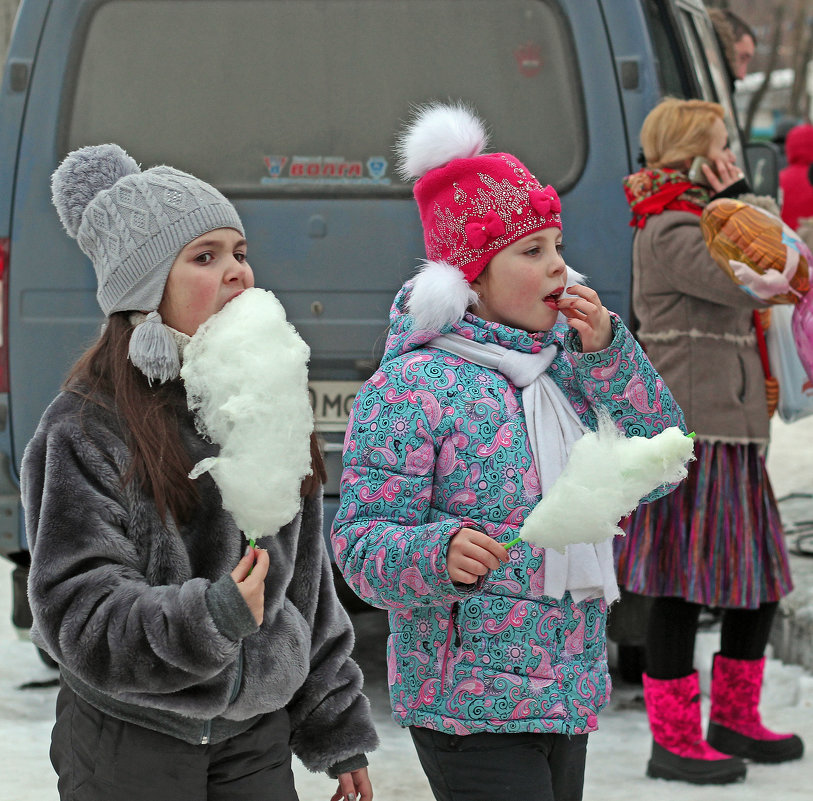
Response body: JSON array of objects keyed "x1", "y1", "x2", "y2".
[{"x1": 65, "y1": 0, "x2": 585, "y2": 195}]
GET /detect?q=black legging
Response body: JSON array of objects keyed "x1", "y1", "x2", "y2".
[{"x1": 645, "y1": 596, "x2": 779, "y2": 679}]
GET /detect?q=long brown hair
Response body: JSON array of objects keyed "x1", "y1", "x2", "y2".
[{"x1": 65, "y1": 312, "x2": 326, "y2": 525}]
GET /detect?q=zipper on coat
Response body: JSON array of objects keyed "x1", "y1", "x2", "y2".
[
  {"x1": 228, "y1": 647, "x2": 244, "y2": 704},
  {"x1": 201, "y1": 647, "x2": 243, "y2": 745},
  {"x1": 440, "y1": 603, "x2": 459, "y2": 693}
]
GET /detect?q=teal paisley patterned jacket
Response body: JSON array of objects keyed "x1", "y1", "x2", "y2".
[{"x1": 331, "y1": 281, "x2": 685, "y2": 736}]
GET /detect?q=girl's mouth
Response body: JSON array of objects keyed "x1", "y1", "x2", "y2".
[{"x1": 543, "y1": 288, "x2": 564, "y2": 310}]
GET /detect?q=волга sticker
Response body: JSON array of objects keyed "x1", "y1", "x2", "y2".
[{"x1": 261, "y1": 155, "x2": 391, "y2": 186}]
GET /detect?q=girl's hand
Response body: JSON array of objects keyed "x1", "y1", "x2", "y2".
[
  {"x1": 331, "y1": 767, "x2": 373, "y2": 801},
  {"x1": 702, "y1": 157, "x2": 744, "y2": 195},
  {"x1": 230, "y1": 546, "x2": 269, "y2": 625},
  {"x1": 556, "y1": 284, "x2": 612, "y2": 353},
  {"x1": 447, "y1": 527, "x2": 509, "y2": 585}
]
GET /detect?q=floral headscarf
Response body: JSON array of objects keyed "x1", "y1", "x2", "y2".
[{"x1": 623, "y1": 168, "x2": 713, "y2": 228}]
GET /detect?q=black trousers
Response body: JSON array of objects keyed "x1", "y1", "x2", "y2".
[
  {"x1": 410, "y1": 726, "x2": 588, "y2": 801},
  {"x1": 645, "y1": 597, "x2": 779, "y2": 679},
  {"x1": 50, "y1": 682, "x2": 299, "y2": 801}
]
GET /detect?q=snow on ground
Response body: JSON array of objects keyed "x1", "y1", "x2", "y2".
[{"x1": 1, "y1": 414, "x2": 812, "y2": 800}]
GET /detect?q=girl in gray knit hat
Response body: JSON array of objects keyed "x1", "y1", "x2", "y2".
[{"x1": 20, "y1": 144, "x2": 377, "y2": 801}]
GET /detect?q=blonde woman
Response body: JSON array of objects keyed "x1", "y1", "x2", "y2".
[{"x1": 618, "y1": 98, "x2": 802, "y2": 785}]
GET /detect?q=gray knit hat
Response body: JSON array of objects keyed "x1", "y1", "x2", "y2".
[{"x1": 51, "y1": 143, "x2": 244, "y2": 382}]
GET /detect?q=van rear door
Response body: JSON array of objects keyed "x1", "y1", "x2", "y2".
[
  {"x1": 11, "y1": 0, "x2": 618, "y2": 535},
  {"x1": 0, "y1": 0, "x2": 52, "y2": 555}
]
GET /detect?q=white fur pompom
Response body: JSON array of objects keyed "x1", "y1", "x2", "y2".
[
  {"x1": 396, "y1": 102, "x2": 488, "y2": 181},
  {"x1": 407, "y1": 261, "x2": 478, "y2": 331}
]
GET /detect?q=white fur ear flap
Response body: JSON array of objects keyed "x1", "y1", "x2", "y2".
[
  {"x1": 396, "y1": 102, "x2": 488, "y2": 181},
  {"x1": 407, "y1": 261, "x2": 478, "y2": 331}
]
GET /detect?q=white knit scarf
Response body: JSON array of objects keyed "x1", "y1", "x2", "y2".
[{"x1": 431, "y1": 333, "x2": 618, "y2": 604}]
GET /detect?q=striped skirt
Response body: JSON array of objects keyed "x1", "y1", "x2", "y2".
[{"x1": 615, "y1": 440, "x2": 793, "y2": 609}]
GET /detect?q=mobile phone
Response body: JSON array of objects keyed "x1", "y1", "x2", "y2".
[{"x1": 688, "y1": 156, "x2": 714, "y2": 187}]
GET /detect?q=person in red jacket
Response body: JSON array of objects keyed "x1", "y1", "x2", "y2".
[{"x1": 779, "y1": 123, "x2": 813, "y2": 230}]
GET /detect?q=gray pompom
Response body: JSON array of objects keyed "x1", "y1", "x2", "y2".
[
  {"x1": 51, "y1": 144, "x2": 141, "y2": 238},
  {"x1": 128, "y1": 311, "x2": 181, "y2": 384}
]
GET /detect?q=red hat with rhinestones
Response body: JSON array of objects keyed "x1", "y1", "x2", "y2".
[{"x1": 395, "y1": 102, "x2": 562, "y2": 330}]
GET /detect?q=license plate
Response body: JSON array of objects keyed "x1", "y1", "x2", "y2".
[{"x1": 308, "y1": 380, "x2": 363, "y2": 433}]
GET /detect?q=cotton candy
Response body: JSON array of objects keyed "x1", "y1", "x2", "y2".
[
  {"x1": 520, "y1": 412, "x2": 694, "y2": 552},
  {"x1": 181, "y1": 288, "x2": 313, "y2": 541}
]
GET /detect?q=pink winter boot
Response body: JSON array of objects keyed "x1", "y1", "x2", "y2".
[
  {"x1": 642, "y1": 671, "x2": 746, "y2": 783},
  {"x1": 707, "y1": 653, "x2": 804, "y2": 763}
]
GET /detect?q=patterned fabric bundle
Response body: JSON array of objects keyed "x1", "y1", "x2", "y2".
[{"x1": 700, "y1": 198, "x2": 811, "y2": 305}]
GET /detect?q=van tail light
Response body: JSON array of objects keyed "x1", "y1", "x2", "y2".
[{"x1": 0, "y1": 239, "x2": 9, "y2": 393}]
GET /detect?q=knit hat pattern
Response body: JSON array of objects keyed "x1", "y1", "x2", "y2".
[
  {"x1": 51, "y1": 143, "x2": 244, "y2": 316},
  {"x1": 415, "y1": 153, "x2": 561, "y2": 279},
  {"x1": 396, "y1": 103, "x2": 562, "y2": 331}
]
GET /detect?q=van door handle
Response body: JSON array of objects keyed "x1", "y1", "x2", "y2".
[
  {"x1": 308, "y1": 215, "x2": 327, "y2": 237},
  {"x1": 7, "y1": 60, "x2": 32, "y2": 93},
  {"x1": 617, "y1": 58, "x2": 640, "y2": 91}
]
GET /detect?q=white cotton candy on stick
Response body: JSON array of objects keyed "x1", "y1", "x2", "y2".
[
  {"x1": 519, "y1": 412, "x2": 694, "y2": 553},
  {"x1": 181, "y1": 288, "x2": 313, "y2": 541}
]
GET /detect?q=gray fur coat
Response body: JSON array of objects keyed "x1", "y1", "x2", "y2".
[{"x1": 21, "y1": 385, "x2": 377, "y2": 775}]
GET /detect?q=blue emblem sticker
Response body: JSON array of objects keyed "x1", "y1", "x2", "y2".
[
  {"x1": 367, "y1": 157, "x2": 388, "y2": 180},
  {"x1": 263, "y1": 156, "x2": 288, "y2": 178}
]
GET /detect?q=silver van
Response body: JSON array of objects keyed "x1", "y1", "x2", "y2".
[{"x1": 0, "y1": 0, "x2": 775, "y2": 637}]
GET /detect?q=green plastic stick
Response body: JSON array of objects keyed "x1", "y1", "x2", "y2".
[
  {"x1": 687, "y1": 431, "x2": 696, "y2": 439},
  {"x1": 247, "y1": 537, "x2": 256, "y2": 574}
]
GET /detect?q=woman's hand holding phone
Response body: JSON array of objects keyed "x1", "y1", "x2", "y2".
[{"x1": 693, "y1": 155, "x2": 743, "y2": 195}]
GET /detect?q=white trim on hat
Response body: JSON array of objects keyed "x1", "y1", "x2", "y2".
[
  {"x1": 407, "y1": 262, "x2": 588, "y2": 333},
  {"x1": 406, "y1": 260, "x2": 478, "y2": 332}
]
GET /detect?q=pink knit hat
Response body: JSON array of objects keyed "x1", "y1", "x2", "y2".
[{"x1": 396, "y1": 102, "x2": 562, "y2": 330}]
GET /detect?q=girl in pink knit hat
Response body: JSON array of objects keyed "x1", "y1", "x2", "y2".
[{"x1": 331, "y1": 102, "x2": 685, "y2": 801}]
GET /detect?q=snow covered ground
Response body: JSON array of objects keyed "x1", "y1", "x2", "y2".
[{"x1": 2, "y1": 414, "x2": 812, "y2": 800}]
